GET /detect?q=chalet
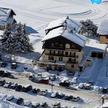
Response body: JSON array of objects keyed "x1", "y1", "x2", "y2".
[
  {"x1": 38, "y1": 17, "x2": 87, "y2": 72},
  {"x1": 0, "y1": 7, "x2": 16, "y2": 30},
  {"x1": 97, "y1": 20, "x2": 108, "y2": 44}
]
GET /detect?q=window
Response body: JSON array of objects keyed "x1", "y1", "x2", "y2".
[
  {"x1": 60, "y1": 44, "x2": 63, "y2": 48},
  {"x1": 68, "y1": 58, "x2": 72, "y2": 62},
  {"x1": 91, "y1": 52, "x2": 97, "y2": 57},
  {"x1": 106, "y1": 36, "x2": 108, "y2": 39},
  {"x1": 50, "y1": 50, "x2": 55, "y2": 55},
  {"x1": 71, "y1": 65, "x2": 74, "y2": 68},
  {"x1": 98, "y1": 53, "x2": 103, "y2": 58},
  {"x1": 65, "y1": 52, "x2": 68, "y2": 56},
  {"x1": 70, "y1": 52, "x2": 72, "y2": 56},
  {"x1": 59, "y1": 57, "x2": 63, "y2": 61},
  {"x1": 49, "y1": 50, "x2": 51, "y2": 54},
  {"x1": 65, "y1": 44, "x2": 70, "y2": 49},
  {"x1": 58, "y1": 50, "x2": 64, "y2": 55},
  {"x1": 51, "y1": 43, "x2": 54, "y2": 47},
  {"x1": 48, "y1": 56, "x2": 54, "y2": 60}
]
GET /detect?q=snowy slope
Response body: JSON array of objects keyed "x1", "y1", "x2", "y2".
[{"x1": 78, "y1": 54, "x2": 108, "y2": 87}]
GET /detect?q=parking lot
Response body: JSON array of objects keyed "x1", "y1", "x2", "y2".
[{"x1": 0, "y1": 73, "x2": 102, "y2": 108}]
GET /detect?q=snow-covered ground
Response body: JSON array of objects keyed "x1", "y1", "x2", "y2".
[{"x1": 0, "y1": 0, "x2": 108, "y2": 108}]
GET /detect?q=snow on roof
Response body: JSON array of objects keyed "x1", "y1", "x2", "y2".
[
  {"x1": 97, "y1": 20, "x2": 108, "y2": 35},
  {"x1": 42, "y1": 27, "x2": 86, "y2": 47},
  {"x1": 62, "y1": 30, "x2": 86, "y2": 47},
  {"x1": 45, "y1": 16, "x2": 81, "y2": 32},
  {"x1": 42, "y1": 27, "x2": 63, "y2": 41},
  {"x1": 0, "y1": 7, "x2": 15, "y2": 25},
  {"x1": 86, "y1": 39, "x2": 107, "y2": 52}
]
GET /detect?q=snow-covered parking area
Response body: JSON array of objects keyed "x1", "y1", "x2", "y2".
[{"x1": 0, "y1": 74, "x2": 102, "y2": 108}]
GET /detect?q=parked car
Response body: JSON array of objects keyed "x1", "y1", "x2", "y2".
[
  {"x1": 9, "y1": 83, "x2": 18, "y2": 89},
  {"x1": 0, "y1": 70, "x2": 5, "y2": 76},
  {"x1": 3, "y1": 82, "x2": 12, "y2": 88},
  {"x1": 53, "y1": 103, "x2": 61, "y2": 108},
  {"x1": 101, "y1": 102, "x2": 108, "y2": 108},
  {"x1": 6, "y1": 96, "x2": 14, "y2": 101},
  {"x1": 6, "y1": 96, "x2": 17, "y2": 103},
  {"x1": 24, "y1": 85, "x2": 33, "y2": 92},
  {"x1": 24, "y1": 101, "x2": 32, "y2": 108},
  {"x1": 0, "y1": 80, "x2": 6, "y2": 86},
  {"x1": 0, "y1": 62, "x2": 8, "y2": 67},
  {"x1": 31, "y1": 88, "x2": 37, "y2": 94},
  {"x1": 59, "y1": 80, "x2": 70, "y2": 88},
  {"x1": 49, "y1": 74, "x2": 57, "y2": 81},
  {"x1": 15, "y1": 85, "x2": 23, "y2": 92},
  {"x1": 16, "y1": 98, "x2": 24, "y2": 105},
  {"x1": 67, "y1": 85, "x2": 78, "y2": 91},
  {"x1": 64, "y1": 95, "x2": 73, "y2": 101},
  {"x1": 71, "y1": 96, "x2": 82, "y2": 102},
  {"x1": 29, "y1": 74, "x2": 49, "y2": 84},
  {"x1": 41, "y1": 102, "x2": 49, "y2": 108},
  {"x1": 101, "y1": 88, "x2": 108, "y2": 94},
  {"x1": 55, "y1": 92, "x2": 64, "y2": 99},
  {"x1": 11, "y1": 62, "x2": 17, "y2": 69},
  {"x1": 0, "y1": 70, "x2": 15, "y2": 79},
  {"x1": 78, "y1": 83, "x2": 92, "y2": 90}
]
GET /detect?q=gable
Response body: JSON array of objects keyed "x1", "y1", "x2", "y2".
[{"x1": 43, "y1": 36, "x2": 82, "y2": 50}]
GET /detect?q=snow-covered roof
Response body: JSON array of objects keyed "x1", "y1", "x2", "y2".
[
  {"x1": 45, "y1": 16, "x2": 81, "y2": 32},
  {"x1": 86, "y1": 39, "x2": 107, "y2": 52},
  {"x1": 0, "y1": 7, "x2": 16, "y2": 26},
  {"x1": 42, "y1": 27, "x2": 86, "y2": 47},
  {"x1": 97, "y1": 20, "x2": 108, "y2": 35}
]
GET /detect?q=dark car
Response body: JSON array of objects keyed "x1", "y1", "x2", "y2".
[
  {"x1": 11, "y1": 62, "x2": 17, "y2": 69},
  {"x1": 0, "y1": 80, "x2": 6, "y2": 86},
  {"x1": 0, "y1": 62, "x2": 8, "y2": 68},
  {"x1": 15, "y1": 85, "x2": 23, "y2": 92},
  {"x1": 59, "y1": 80, "x2": 70, "y2": 88},
  {"x1": 0, "y1": 70, "x2": 5, "y2": 76},
  {"x1": 16, "y1": 98, "x2": 24, "y2": 105}
]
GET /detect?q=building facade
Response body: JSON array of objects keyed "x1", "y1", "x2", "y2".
[{"x1": 0, "y1": 7, "x2": 16, "y2": 30}]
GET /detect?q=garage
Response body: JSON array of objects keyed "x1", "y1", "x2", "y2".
[{"x1": 91, "y1": 52, "x2": 104, "y2": 59}]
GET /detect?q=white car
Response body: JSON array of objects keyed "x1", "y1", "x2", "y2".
[
  {"x1": 51, "y1": 92, "x2": 56, "y2": 98},
  {"x1": 101, "y1": 102, "x2": 108, "y2": 108}
]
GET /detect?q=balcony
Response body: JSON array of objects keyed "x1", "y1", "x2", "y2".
[
  {"x1": 45, "y1": 53, "x2": 78, "y2": 58},
  {"x1": 42, "y1": 45, "x2": 65, "y2": 50}
]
